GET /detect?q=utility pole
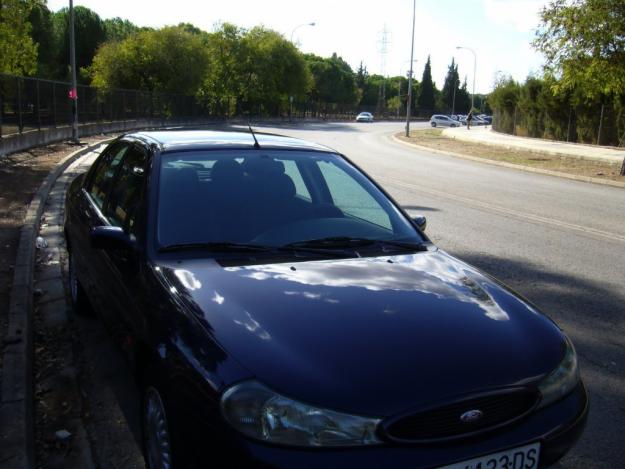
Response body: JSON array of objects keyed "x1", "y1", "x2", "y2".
[
  {"x1": 69, "y1": 0, "x2": 79, "y2": 142},
  {"x1": 405, "y1": 0, "x2": 416, "y2": 137}
]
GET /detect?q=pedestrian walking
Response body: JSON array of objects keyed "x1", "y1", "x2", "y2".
[{"x1": 467, "y1": 110, "x2": 473, "y2": 130}]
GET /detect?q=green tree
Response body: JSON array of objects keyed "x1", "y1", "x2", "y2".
[
  {"x1": 199, "y1": 23, "x2": 247, "y2": 114},
  {"x1": 53, "y1": 5, "x2": 106, "y2": 81},
  {"x1": 305, "y1": 53, "x2": 357, "y2": 112},
  {"x1": 417, "y1": 55, "x2": 436, "y2": 115},
  {"x1": 441, "y1": 58, "x2": 460, "y2": 113},
  {"x1": 240, "y1": 26, "x2": 311, "y2": 115},
  {"x1": 534, "y1": 0, "x2": 625, "y2": 99},
  {"x1": 91, "y1": 26, "x2": 209, "y2": 95},
  {"x1": 103, "y1": 17, "x2": 141, "y2": 42},
  {"x1": 489, "y1": 74, "x2": 521, "y2": 133},
  {"x1": 0, "y1": 0, "x2": 38, "y2": 75},
  {"x1": 28, "y1": 1, "x2": 57, "y2": 76}
]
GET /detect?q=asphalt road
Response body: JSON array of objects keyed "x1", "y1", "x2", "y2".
[{"x1": 248, "y1": 121, "x2": 625, "y2": 468}]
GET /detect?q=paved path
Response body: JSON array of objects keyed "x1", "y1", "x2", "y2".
[{"x1": 441, "y1": 126, "x2": 625, "y2": 163}]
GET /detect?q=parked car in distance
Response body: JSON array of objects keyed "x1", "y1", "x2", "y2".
[
  {"x1": 65, "y1": 130, "x2": 587, "y2": 469},
  {"x1": 356, "y1": 111, "x2": 374, "y2": 122},
  {"x1": 430, "y1": 114, "x2": 459, "y2": 127},
  {"x1": 479, "y1": 114, "x2": 493, "y2": 124}
]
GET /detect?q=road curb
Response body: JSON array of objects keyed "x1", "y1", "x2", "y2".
[
  {"x1": 0, "y1": 137, "x2": 114, "y2": 469},
  {"x1": 390, "y1": 134, "x2": 625, "y2": 189}
]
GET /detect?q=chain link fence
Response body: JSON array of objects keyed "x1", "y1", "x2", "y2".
[{"x1": 0, "y1": 73, "x2": 204, "y2": 139}]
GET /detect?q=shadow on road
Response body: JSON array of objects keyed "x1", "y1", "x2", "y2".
[{"x1": 402, "y1": 205, "x2": 441, "y2": 212}]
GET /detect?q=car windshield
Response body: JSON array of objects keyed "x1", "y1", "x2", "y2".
[{"x1": 156, "y1": 150, "x2": 423, "y2": 252}]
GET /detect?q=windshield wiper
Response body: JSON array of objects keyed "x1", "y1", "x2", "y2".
[
  {"x1": 159, "y1": 242, "x2": 273, "y2": 253},
  {"x1": 284, "y1": 237, "x2": 428, "y2": 252}
]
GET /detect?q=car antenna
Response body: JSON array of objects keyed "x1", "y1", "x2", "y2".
[{"x1": 248, "y1": 123, "x2": 261, "y2": 149}]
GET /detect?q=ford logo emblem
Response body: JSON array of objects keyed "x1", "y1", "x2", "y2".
[{"x1": 460, "y1": 409, "x2": 483, "y2": 423}]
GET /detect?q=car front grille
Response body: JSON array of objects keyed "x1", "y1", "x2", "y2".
[{"x1": 383, "y1": 389, "x2": 539, "y2": 442}]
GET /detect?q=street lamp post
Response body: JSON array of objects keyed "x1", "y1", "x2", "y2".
[
  {"x1": 289, "y1": 22, "x2": 315, "y2": 122},
  {"x1": 69, "y1": 0, "x2": 78, "y2": 142},
  {"x1": 290, "y1": 22, "x2": 316, "y2": 43},
  {"x1": 456, "y1": 46, "x2": 476, "y2": 112},
  {"x1": 405, "y1": 0, "x2": 416, "y2": 137}
]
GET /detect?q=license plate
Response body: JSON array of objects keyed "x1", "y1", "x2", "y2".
[{"x1": 438, "y1": 442, "x2": 540, "y2": 469}]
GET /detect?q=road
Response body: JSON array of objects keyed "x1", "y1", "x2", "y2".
[{"x1": 249, "y1": 121, "x2": 625, "y2": 468}]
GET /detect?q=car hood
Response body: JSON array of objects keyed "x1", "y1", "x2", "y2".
[{"x1": 157, "y1": 250, "x2": 564, "y2": 416}]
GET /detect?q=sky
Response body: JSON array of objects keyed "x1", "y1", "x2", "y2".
[{"x1": 47, "y1": 0, "x2": 548, "y2": 94}]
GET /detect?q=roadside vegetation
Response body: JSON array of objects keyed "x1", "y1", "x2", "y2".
[
  {"x1": 398, "y1": 128, "x2": 625, "y2": 183},
  {"x1": 1, "y1": 1, "x2": 479, "y2": 118},
  {"x1": 490, "y1": 0, "x2": 625, "y2": 147}
]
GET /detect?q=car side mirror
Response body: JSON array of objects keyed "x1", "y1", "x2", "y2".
[
  {"x1": 90, "y1": 226, "x2": 135, "y2": 251},
  {"x1": 412, "y1": 215, "x2": 427, "y2": 232}
]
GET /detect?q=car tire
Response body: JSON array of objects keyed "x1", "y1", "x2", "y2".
[
  {"x1": 431, "y1": 122, "x2": 437, "y2": 127},
  {"x1": 68, "y1": 250, "x2": 93, "y2": 316},
  {"x1": 142, "y1": 375, "x2": 175, "y2": 469}
]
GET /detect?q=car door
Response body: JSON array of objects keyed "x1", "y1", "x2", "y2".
[
  {"x1": 71, "y1": 141, "x2": 130, "y2": 310},
  {"x1": 97, "y1": 142, "x2": 150, "y2": 347}
]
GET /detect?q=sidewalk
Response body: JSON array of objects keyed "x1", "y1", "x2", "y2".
[{"x1": 441, "y1": 126, "x2": 625, "y2": 164}]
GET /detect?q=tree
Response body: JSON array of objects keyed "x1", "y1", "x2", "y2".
[
  {"x1": 53, "y1": 6, "x2": 106, "y2": 81},
  {"x1": 305, "y1": 53, "x2": 357, "y2": 110},
  {"x1": 240, "y1": 26, "x2": 311, "y2": 115},
  {"x1": 0, "y1": 0, "x2": 38, "y2": 75},
  {"x1": 28, "y1": 0, "x2": 56, "y2": 76},
  {"x1": 103, "y1": 17, "x2": 141, "y2": 42},
  {"x1": 417, "y1": 55, "x2": 436, "y2": 115},
  {"x1": 91, "y1": 26, "x2": 209, "y2": 95},
  {"x1": 534, "y1": 0, "x2": 625, "y2": 99},
  {"x1": 441, "y1": 58, "x2": 460, "y2": 113}
]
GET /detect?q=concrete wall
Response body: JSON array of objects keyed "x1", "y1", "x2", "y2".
[{"x1": 0, "y1": 118, "x2": 224, "y2": 157}]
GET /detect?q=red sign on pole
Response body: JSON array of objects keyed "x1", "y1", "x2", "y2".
[{"x1": 68, "y1": 88, "x2": 78, "y2": 100}]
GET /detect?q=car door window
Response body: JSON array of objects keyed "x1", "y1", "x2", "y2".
[
  {"x1": 87, "y1": 143, "x2": 129, "y2": 209},
  {"x1": 104, "y1": 145, "x2": 147, "y2": 235},
  {"x1": 316, "y1": 160, "x2": 391, "y2": 230}
]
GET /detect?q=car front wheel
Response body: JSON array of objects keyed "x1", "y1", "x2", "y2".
[
  {"x1": 143, "y1": 385, "x2": 173, "y2": 469},
  {"x1": 431, "y1": 122, "x2": 437, "y2": 127}
]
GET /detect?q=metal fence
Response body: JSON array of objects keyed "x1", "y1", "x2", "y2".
[
  {"x1": 0, "y1": 73, "x2": 204, "y2": 139},
  {"x1": 493, "y1": 103, "x2": 625, "y2": 148}
]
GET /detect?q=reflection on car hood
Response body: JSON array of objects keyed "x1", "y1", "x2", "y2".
[{"x1": 157, "y1": 250, "x2": 564, "y2": 416}]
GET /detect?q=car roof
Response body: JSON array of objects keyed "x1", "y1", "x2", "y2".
[{"x1": 123, "y1": 129, "x2": 335, "y2": 154}]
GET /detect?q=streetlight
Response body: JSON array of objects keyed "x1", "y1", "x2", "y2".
[
  {"x1": 405, "y1": 0, "x2": 416, "y2": 137},
  {"x1": 69, "y1": 0, "x2": 79, "y2": 142},
  {"x1": 289, "y1": 22, "x2": 315, "y2": 121},
  {"x1": 290, "y1": 22, "x2": 316, "y2": 43},
  {"x1": 456, "y1": 46, "x2": 476, "y2": 112}
]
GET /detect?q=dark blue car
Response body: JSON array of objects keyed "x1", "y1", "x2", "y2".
[{"x1": 64, "y1": 130, "x2": 587, "y2": 468}]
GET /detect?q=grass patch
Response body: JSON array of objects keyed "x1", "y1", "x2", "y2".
[{"x1": 397, "y1": 129, "x2": 625, "y2": 182}]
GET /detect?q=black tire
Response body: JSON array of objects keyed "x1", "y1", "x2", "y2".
[
  {"x1": 68, "y1": 250, "x2": 93, "y2": 316},
  {"x1": 143, "y1": 381, "x2": 174, "y2": 469},
  {"x1": 431, "y1": 122, "x2": 437, "y2": 127}
]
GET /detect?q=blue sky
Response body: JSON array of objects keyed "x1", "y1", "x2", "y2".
[{"x1": 48, "y1": 0, "x2": 547, "y2": 93}]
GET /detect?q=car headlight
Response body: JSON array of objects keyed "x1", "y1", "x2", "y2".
[
  {"x1": 537, "y1": 337, "x2": 580, "y2": 409},
  {"x1": 220, "y1": 380, "x2": 382, "y2": 447}
]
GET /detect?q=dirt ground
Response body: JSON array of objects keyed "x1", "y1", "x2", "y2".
[
  {"x1": 0, "y1": 136, "x2": 111, "y2": 394},
  {"x1": 397, "y1": 128, "x2": 625, "y2": 182}
]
